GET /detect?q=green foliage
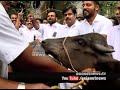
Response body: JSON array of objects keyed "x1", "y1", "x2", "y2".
[
  {"x1": 7, "y1": 1, "x2": 118, "y2": 19},
  {"x1": 99, "y1": 1, "x2": 117, "y2": 17},
  {"x1": 52, "y1": 1, "x2": 70, "y2": 19},
  {"x1": 8, "y1": 1, "x2": 31, "y2": 19}
]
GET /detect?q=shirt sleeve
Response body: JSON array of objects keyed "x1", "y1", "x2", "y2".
[{"x1": 0, "y1": 3, "x2": 29, "y2": 64}]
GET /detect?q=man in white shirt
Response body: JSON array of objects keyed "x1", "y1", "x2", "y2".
[
  {"x1": 19, "y1": 18, "x2": 42, "y2": 43},
  {"x1": 58, "y1": 5, "x2": 82, "y2": 89},
  {"x1": 10, "y1": 9, "x2": 27, "y2": 30},
  {"x1": 32, "y1": 9, "x2": 64, "y2": 40},
  {"x1": 107, "y1": 1, "x2": 120, "y2": 61},
  {"x1": 57, "y1": 5, "x2": 81, "y2": 38},
  {"x1": 79, "y1": 1, "x2": 113, "y2": 38},
  {"x1": 0, "y1": 1, "x2": 72, "y2": 89}
]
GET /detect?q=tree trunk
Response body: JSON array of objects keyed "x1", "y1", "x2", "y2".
[{"x1": 30, "y1": 1, "x2": 49, "y2": 19}]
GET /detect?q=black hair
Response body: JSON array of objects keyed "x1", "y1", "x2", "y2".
[
  {"x1": 62, "y1": 5, "x2": 77, "y2": 15},
  {"x1": 36, "y1": 18, "x2": 43, "y2": 23},
  {"x1": 47, "y1": 9, "x2": 58, "y2": 17},
  {"x1": 94, "y1": 1, "x2": 99, "y2": 5},
  {"x1": 109, "y1": 16, "x2": 119, "y2": 26},
  {"x1": 82, "y1": 1, "x2": 100, "y2": 5}
]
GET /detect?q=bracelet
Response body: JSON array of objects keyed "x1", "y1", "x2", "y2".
[{"x1": 17, "y1": 82, "x2": 25, "y2": 89}]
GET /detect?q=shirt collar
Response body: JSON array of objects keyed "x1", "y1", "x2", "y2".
[
  {"x1": 84, "y1": 14, "x2": 100, "y2": 25},
  {"x1": 65, "y1": 20, "x2": 80, "y2": 28},
  {"x1": 93, "y1": 14, "x2": 100, "y2": 22},
  {"x1": 48, "y1": 22, "x2": 59, "y2": 27},
  {"x1": 27, "y1": 27, "x2": 35, "y2": 31}
]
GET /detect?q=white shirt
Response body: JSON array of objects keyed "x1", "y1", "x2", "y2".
[
  {"x1": 57, "y1": 20, "x2": 82, "y2": 89},
  {"x1": 107, "y1": 25, "x2": 120, "y2": 61},
  {"x1": 19, "y1": 27, "x2": 42, "y2": 43},
  {"x1": 38, "y1": 22, "x2": 64, "y2": 40},
  {"x1": 57, "y1": 20, "x2": 81, "y2": 38},
  {"x1": 20, "y1": 24, "x2": 27, "y2": 29},
  {"x1": 79, "y1": 14, "x2": 113, "y2": 35},
  {"x1": 0, "y1": 3, "x2": 29, "y2": 64}
]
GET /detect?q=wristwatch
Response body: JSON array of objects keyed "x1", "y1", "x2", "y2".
[{"x1": 17, "y1": 82, "x2": 25, "y2": 89}]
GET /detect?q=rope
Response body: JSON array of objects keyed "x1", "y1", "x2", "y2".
[
  {"x1": 41, "y1": 39, "x2": 96, "y2": 89},
  {"x1": 51, "y1": 69, "x2": 96, "y2": 89},
  {"x1": 51, "y1": 37, "x2": 97, "y2": 89},
  {"x1": 51, "y1": 80, "x2": 89, "y2": 89},
  {"x1": 62, "y1": 37, "x2": 78, "y2": 72},
  {"x1": 69, "y1": 80, "x2": 87, "y2": 89}
]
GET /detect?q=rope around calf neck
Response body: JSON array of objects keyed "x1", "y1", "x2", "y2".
[{"x1": 62, "y1": 37, "x2": 78, "y2": 72}]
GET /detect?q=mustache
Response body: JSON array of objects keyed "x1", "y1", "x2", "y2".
[
  {"x1": 48, "y1": 18, "x2": 53, "y2": 21},
  {"x1": 83, "y1": 9, "x2": 89, "y2": 13},
  {"x1": 66, "y1": 17, "x2": 70, "y2": 21},
  {"x1": 27, "y1": 23, "x2": 32, "y2": 25}
]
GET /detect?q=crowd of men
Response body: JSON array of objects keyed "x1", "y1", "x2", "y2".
[{"x1": 0, "y1": 1, "x2": 120, "y2": 89}]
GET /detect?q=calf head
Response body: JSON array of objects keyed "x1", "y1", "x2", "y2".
[{"x1": 41, "y1": 33, "x2": 115, "y2": 72}]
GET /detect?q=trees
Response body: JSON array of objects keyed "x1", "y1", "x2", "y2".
[
  {"x1": 99, "y1": 1, "x2": 117, "y2": 17},
  {"x1": 8, "y1": 1, "x2": 31, "y2": 19},
  {"x1": 7, "y1": 1, "x2": 118, "y2": 20}
]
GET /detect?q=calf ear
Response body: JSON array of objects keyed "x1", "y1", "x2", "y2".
[
  {"x1": 93, "y1": 44, "x2": 115, "y2": 53},
  {"x1": 78, "y1": 39, "x2": 86, "y2": 47}
]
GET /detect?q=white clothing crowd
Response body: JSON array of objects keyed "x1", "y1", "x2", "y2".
[{"x1": 0, "y1": 1, "x2": 120, "y2": 89}]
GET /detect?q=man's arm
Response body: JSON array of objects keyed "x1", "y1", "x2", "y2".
[
  {"x1": 0, "y1": 77, "x2": 19, "y2": 89},
  {"x1": 15, "y1": 10, "x2": 24, "y2": 30},
  {"x1": 10, "y1": 45, "x2": 72, "y2": 72},
  {"x1": 32, "y1": 18, "x2": 40, "y2": 30},
  {"x1": 0, "y1": 77, "x2": 50, "y2": 89}
]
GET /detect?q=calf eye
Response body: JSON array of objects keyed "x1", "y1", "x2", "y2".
[{"x1": 78, "y1": 39, "x2": 86, "y2": 47}]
